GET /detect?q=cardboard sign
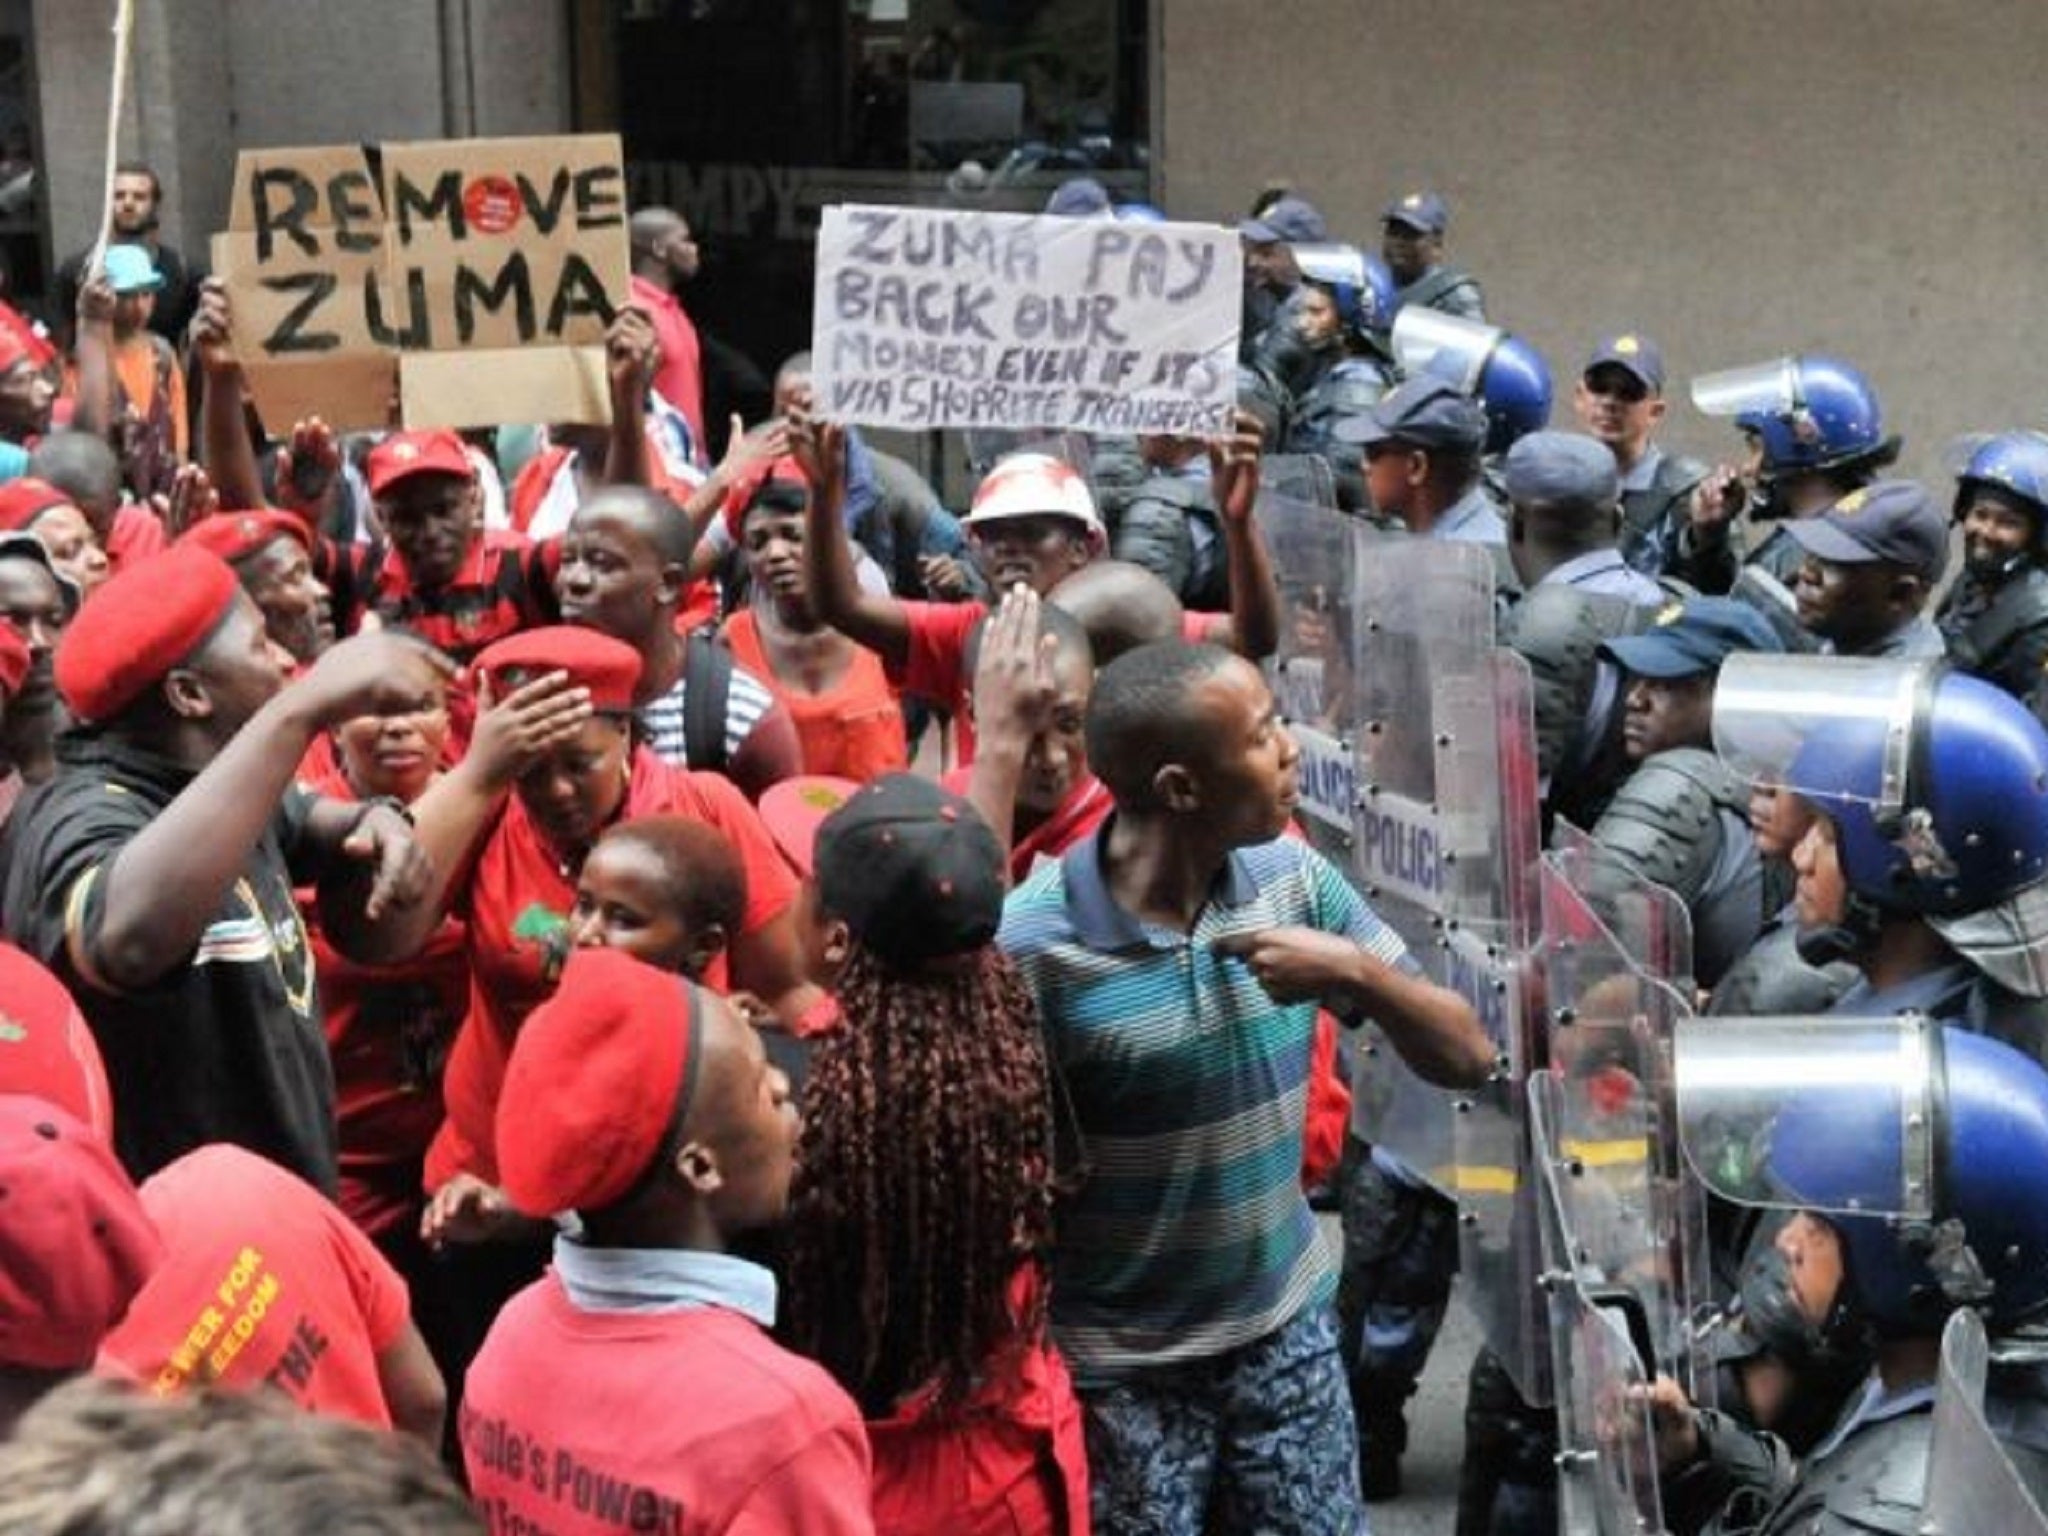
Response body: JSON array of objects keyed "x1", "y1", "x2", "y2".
[
  {"x1": 810, "y1": 203, "x2": 1242, "y2": 435},
  {"x1": 211, "y1": 135, "x2": 630, "y2": 433}
]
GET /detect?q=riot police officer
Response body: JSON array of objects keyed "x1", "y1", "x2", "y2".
[
  {"x1": 1381, "y1": 189, "x2": 1486, "y2": 321},
  {"x1": 1281, "y1": 243, "x2": 1400, "y2": 508},
  {"x1": 1713, "y1": 652, "x2": 2048, "y2": 1052},
  {"x1": 1684, "y1": 354, "x2": 1902, "y2": 600},
  {"x1": 1591, "y1": 598, "x2": 1783, "y2": 989},
  {"x1": 1572, "y1": 334, "x2": 1708, "y2": 579},
  {"x1": 1652, "y1": 1017, "x2": 2048, "y2": 1534},
  {"x1": 1936, "y1": 431, "x2": 2048, "y2": 705}
]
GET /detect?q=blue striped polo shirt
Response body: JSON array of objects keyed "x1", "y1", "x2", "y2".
[{"x1": 999, "y1": 824, "x2": 1413, "y2": 1381}]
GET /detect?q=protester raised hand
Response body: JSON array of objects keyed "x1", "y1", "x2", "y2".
[{"x1": 293, "y1": 631, "x2": 459, "y2": 729}]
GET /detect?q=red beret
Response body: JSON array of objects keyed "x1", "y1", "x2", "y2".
[
  {"x1": 0, "y1": 1097, "x2": 160, "y2": 1370},
  {"x1": 0, "y1": 943, "x2": 115, "y2": 1138},
  {"x1": 757, "y1": 775, "x2": 858, "y2": 878},
  {"x1": 497, "y1": 949, "x2": 705, "y2": 1217},
  {"x1": 177, "y1": 508, "x2": 312, "y2": 565},
  {"x1": 473, "y1": 625, "x2": 642, "y2": 712},
  {"x1": 0, "y1": 618, "x2": 27, "y2": 698},
  {"x1": 0, "y1": 301, "x2": 56, "y2": 375},
  {"x1": 55, "y1": 545, "x2": 241, "y2": 724},
  {"x1": 0, "y1": 477, "x2": 76, "y2": 534},
  {"x1": 367, "y1": 430, "x2": 474, "y2": 498}
]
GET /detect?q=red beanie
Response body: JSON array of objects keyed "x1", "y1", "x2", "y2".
[
  {"x1": 0, "y1": 943, "x2": 115, "y2": 1138},
  {"x1": 55, "y1": 545, "x2": 240, "y2": 724},
  {"x1": 497, "y1": 949, "x2": 705, "y2": 1217},
  {"x1": 177, "y1": 508, "x2": 312, "y2": 565},
  {"x1": 0, "y1": 1097, "x2": 160, "y2": 1370},
  {"x1": 0, "y1": 478, "x2": 75, "y2": 534},
  {"x1": 473, "y1": 625, "x2": 642, "y2": 712}
]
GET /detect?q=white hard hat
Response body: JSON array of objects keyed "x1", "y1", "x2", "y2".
[{"x1": 962, "y1": 453, "x2": 1103, "y2": 537}]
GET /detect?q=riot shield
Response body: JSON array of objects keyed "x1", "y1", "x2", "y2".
[
  {"x1": 1924, "y1": 1309, "x2": 2048, "y2": 1536},
  {"x1": 1259, "y1": 490, "x2": 1363, "y2": 870},
  {"x1": 1344, "y1": 528, "x2": 1549, "y2": 1400},
  {"x1": 1536, "y1": 848, "x2": 1712, "y2": 1412},
  {"x1": 1257, "y1": 452, "x2": 1339, "y2": 510},
  {"x1": 1531, "y1": 1072, "x2": 1670, "y2": 1536}
]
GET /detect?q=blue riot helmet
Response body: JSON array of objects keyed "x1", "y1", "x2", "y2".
[
  {"x1": 1679, "y1": 1017, "x2": 2048, "y2": 1338},
  {"x1": 1947, "y1": 430, "x2": 2048, "y2": 570},
  {"x1": 1691, "y1": 355, "x2": 1901, "y2": 513},
  {"x1": 1390, "y1": 306, "x2": 1552, "y2": 454},
  {"x1": 1113, "y1": 201, "x2": 1167, "y2": 223},
  {"x1": 1717, "y1": 655, "x2": 2048, "y2": 919},
  {"x1": 1290, "y1": 243, "x2": 1369, "y2": 334},
  {"x1": 1474, "y1": 333, "x2": 1553, "y2": 455}
]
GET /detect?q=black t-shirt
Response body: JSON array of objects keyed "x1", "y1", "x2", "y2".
[{"x1": 0, "y1": 733, "x2": 338, "y2": 1190}]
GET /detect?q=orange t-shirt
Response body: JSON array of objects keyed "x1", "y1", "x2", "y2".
[
  {"x1": 98, "y1": 1144, "x2": 410, "y2": 1428},
  {"x1": 723, "y1": 608, "x2": 906, "y2": 784}
]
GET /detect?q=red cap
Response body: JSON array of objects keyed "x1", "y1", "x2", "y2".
[
  {"x1": 177, "y1": 509, "x2": 311, "y2": 565},
  {"x1": 55, "y1": 545, "x2": 240, "y2": 724},
  {"x1": 0, "y1": 301, "x2": 56, "y2": 375},
  {"x1": 757, "y1": 775, "x2": 859, "y2": 877},
  {"x1": 366, "y1": 430, "x2": 474, "y2": 498},
  {"x1": 719, "y1": 454, "x2": 809, "y2": 538},
  {"x1": 0, "y1": 619, "x2": 28, "y2": 698},
  {"x1": 0, "y1": 478, "x2": 76, "y2": 534},
  {"x1": 473, "y1": 625, "x2": 642, "y2": 712},
  {"x1": 0, "y1": 943, "x2": 114, "y2": 1138},
  {"x1": 0, "y1": 1097, "x2": 160, "y2": 1369},
  {"x1": 497, "y1": 949, "x2": 705, "y2": 1217}
]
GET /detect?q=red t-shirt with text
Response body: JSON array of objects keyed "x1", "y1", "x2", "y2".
[{"x1": 98, "y1": 1144, "x2": 410, "y2": 1428}]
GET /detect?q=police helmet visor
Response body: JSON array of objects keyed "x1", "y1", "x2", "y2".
[
  {"x1": 1674, "y1": 1014, "x2": 1935, "y2": 1220},
  {"x1": 1711, "y1": 653, "x2": 1928, "y2": 820},
  {"x1": 1390, "y1": 306, "x2": 1504, "y2": 397},
  {"x1": 1689, "y1": 357, "x2": 1799, "y2": 419}
]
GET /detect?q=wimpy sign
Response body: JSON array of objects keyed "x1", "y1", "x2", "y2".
[
  {"x1": 212, "y1": 135, "x2": 629, "y2": 432},
  {"x1": 811, "y1": 205, "x2": 1241, "y2": 435}
]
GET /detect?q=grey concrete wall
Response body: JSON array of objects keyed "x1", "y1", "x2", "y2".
[
  {"x1": 1159, "y1": 0, "x2": 2048, "y2": 482},
  {"x1": 37, "y1": 0, "x2": 571, "y2": 265}
]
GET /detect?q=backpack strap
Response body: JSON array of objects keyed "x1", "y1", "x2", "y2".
[{"x1": 682, "y1": 628, "x2": 734, "y2": 772}]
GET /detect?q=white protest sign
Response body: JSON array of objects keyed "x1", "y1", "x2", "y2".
[{"x1": 811, "y1": 203, "x2": 1242, "y2": 435}]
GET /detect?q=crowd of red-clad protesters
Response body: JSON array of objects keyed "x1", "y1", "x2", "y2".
[{"x1": 0, "y1": 164, "x2": 1494, "y2": 1536}]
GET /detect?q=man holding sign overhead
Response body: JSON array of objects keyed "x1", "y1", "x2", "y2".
[{"x1": 802, "y1": 202, "x2": 1279, "y2": 763}]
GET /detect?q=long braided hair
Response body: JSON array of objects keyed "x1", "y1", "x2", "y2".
[{"x1": 781, "y1": 942, "x2": 1055, "y2": 1418}]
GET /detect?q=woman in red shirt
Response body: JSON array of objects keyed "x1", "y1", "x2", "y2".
[
  {"x1": 779, "y1": 775, "x2": 1088, "y2": 1536},
  {"x1": 722, "y1": 470, "x2": 908, "y2": 784},
  {"x1": 419, "y1": 627, "x2": 819, "y2": 1217}
]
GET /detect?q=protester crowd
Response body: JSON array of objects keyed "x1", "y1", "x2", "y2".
[{"x1": 0, "y1": 156, "x2": 2045, "y2": 1536}]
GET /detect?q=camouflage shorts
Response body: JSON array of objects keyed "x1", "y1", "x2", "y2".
[{"x1": 1080, "y1": 1303, "x2": 1368, "y2": 1536}]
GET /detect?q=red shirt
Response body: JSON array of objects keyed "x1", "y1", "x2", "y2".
[
  {"x1": 425, "y1": 749, "x2": 799, "y2": 1190},
  {"x1": 299, "y1": 764, "x2": 469, "y2": 1240},
  {"x1": 461, "y1": 1274, "x2": 873, "y2": 1536},
  {"x1": 864, "y1": 1269, "x2": 1088, "y2": 1536},
  {"x1": 725, "y1": 609, "x2": 906, "y2": 784},
  {"x1": 323, "y1": 529, "x2": 559, "y2": 665},
  {"x1": 98, "y1": 1144, "x2": 410, "y2": 1429},
  {"x1": 942, "y1": 766, "x2": 1112, "y2": 886},
  {"x1": 901, "y1": 601, "x2": 1222, "y2": 766},
  {"x1": 630, "y1": 273, "x2": 706, "y2": 451}
]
